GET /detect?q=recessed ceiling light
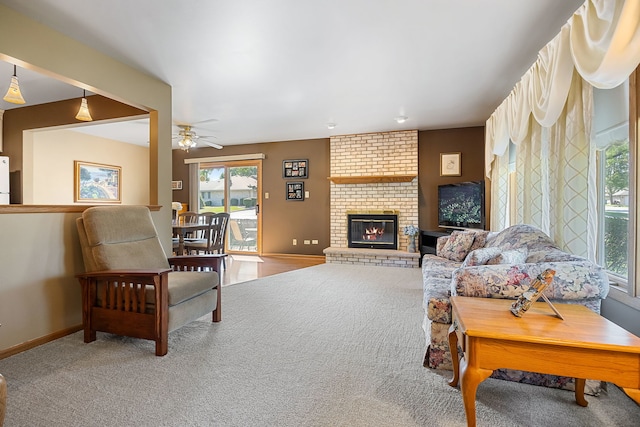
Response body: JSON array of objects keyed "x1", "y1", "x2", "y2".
[
  {"x1": 395, "y1": 116, "x2": 408, "y2": 124},
  {"x1": 327, "y1": 122, "x2": 337, "y2": 129}
]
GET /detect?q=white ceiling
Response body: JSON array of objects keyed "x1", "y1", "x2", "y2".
[{"x1": 0, "y1": 0, "x2": 585, "y2": 149}]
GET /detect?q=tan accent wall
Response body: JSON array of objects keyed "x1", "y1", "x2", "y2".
[{"x1": 329, "y1": 130, "x2": 419, "y2": 251}]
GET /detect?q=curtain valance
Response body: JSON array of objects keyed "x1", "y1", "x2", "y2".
[{"x1": 486, "y1": 0, "x2": 640, "y2": 177}]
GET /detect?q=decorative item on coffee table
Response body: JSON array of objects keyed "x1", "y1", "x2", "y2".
[{"x1": 510, "y1": 268, "x2": 564, "y2": 319}]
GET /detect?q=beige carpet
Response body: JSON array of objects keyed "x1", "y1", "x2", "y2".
[{"x1": 0, "y1": 263, "x2": 638, "y2": 426}]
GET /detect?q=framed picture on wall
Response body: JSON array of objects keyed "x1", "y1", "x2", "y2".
[
  {"x1": 286, "y1": 181, "x2": 305, "y2": 201},
  {"x1": 440, "y1": 152, "x2": 461, "y2": 176},
  {"x1": 74, "y1": 160, "x2": 122, "y2": 203},
  {"x1": 283, "y1": 159, "x2": 308, "y2": 178}
]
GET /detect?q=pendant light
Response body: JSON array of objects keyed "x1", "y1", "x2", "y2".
[
  {"x1": 3, "y1": 65, "x2": 26, "y2": 104},
  {"x1": 75, "y1": 90, "x2": 93, "y2": 121}
]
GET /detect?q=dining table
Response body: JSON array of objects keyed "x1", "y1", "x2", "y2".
[{"x1": 172, "y1": 222, "x2": 209, "y2": 255}]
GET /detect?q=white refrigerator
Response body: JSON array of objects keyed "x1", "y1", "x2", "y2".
[{"x1": 0, "y1": 156, "x2": 9, "y2": 204}]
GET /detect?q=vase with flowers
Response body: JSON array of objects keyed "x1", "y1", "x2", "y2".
[{"x1": 403, "y1": 224, "x2": 419, "y2": 253}]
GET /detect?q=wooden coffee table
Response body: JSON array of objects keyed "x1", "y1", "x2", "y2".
[{"x1": 448, "y1": 296, "x2": 640, "y2": 427}]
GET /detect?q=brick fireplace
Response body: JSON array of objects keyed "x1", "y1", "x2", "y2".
[{"x1": 323, "y1": 130, "x2": 419, "y2": 268}]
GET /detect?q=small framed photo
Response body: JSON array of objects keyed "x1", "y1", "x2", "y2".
[
  {"x1": 283, "y1": 159, "x2": 308, "y2": 179},
  {"x1": 286, "y1": 181, "x2": 305, "y2": 201},
  {"x1": 440, "y1": 152, "x2": 461, "y2": 176},
  {"x1": 74, "y1": 161, "x2": 121, "y2": 203},
  {"x1": 171, "y1": 180, "x2": 183, "y2": 190}
]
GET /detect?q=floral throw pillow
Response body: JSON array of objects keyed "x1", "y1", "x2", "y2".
[
  {"x1": 469, "y1": 230, "x2": 490, "y2": 252},
  {"x1": 439, "y1": 232, "x2": 476, "y2": 262},
  {"x1": 486, "y1": 248, "x2": 529, "y2": 265},
  {"x1": 461, "y1": 247, "x2": 502, "y2": 267}
]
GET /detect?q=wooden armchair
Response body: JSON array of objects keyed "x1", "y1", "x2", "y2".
[{"x1": 76, "y1": 206, "x2": 225, "y2": 356}]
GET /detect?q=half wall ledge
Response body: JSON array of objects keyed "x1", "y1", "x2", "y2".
[{"x1": 323, "y1": 247, "x2": 420, "y2": 268}]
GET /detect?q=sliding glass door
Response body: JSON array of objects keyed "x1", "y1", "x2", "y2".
[{"x1": 197, "y1": 160, "x2": 261, "y2": 254}]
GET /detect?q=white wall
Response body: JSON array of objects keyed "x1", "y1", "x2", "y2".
[{"x1": 23, "y1": 129, "x2": 149, "y2": 205}]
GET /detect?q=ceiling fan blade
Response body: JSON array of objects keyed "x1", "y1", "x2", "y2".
[
  {"x1": 192, "y1": 118, "x2": 218, "y2": 125},
  {"x1": 174, "y1": 118, "x2": 218, "y2": 128},
  {"x1": 202, "y1": 140, "x2": 223, "y2": 149}
]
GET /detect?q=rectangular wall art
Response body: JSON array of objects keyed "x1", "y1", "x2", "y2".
[
  {"x1": 74, "y1": 160, "x2": 122, "y2": 203},
  {"x1": 283, "y1": 159, "x2": 308, "y2": 178},
  {"x1": 286, "y1": 181, "x2": 305, "y2": 201}
]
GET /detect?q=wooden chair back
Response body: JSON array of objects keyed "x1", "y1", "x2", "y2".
[{"x1": 207, "y1": 212, "x2": 230, "y2": 254}]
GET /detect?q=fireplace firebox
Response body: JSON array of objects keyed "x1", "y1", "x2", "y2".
[{"x1": 348, "y1": 213, "x2": 398, "y2": 250}]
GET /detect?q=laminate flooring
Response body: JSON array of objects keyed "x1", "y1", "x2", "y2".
[{"x1": 219, "y1": 254, "x2": 325, "y2": 286}]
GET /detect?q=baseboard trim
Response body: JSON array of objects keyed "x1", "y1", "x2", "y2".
[
  {"x1": 0, "y1": 325, "x2": 82, "y2": 360},
  {"x1": 256, "y1": 253, "x2": 326, "y2": 261}
]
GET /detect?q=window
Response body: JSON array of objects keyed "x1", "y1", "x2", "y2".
[{"x1": 594, "y1": 77, "x2": 636, "y2": 296}]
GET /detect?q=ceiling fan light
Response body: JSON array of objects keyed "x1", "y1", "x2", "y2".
[
  {"x1": 3, "y1": 66, "x2": 26, "y2": 104},
  {"x1": 179, "y1": 135, "x2": 196, "y2": 151},
  {"x1": 75, "y1": 91, "x2": 93, "y2": 121},
  {"x1": 394, "y1": 116, "x2": 408, "y2": 124}
]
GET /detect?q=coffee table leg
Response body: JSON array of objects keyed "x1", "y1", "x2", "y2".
[
  {"x1": 574, "y1": 378, "x2": 588, "y2": 407},
  {"x1": 448, "y1": 324, "x2": 460, "y2": 387},
  {"x1": 460, "y1": 358, "x2": 493, "y2": 427}
]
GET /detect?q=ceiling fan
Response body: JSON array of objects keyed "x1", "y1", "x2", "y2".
[{"x1": 173, "y1": 124, "x2": 222, "y2": 151}]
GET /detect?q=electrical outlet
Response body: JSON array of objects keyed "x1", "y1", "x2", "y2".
[
  {"x1": 292, "y1": 239, "x2": 297, "y2": 245},
  {"x1": 312, "y1": 239, "x2": 319, "y2": 244},
  {"x1": 303, "y1": 240, "x2": 311, "y2": 245}
]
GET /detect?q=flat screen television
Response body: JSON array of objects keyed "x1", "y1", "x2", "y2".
[{"x1": 438, "y1": 181, "x2": 485, "y2": 230}]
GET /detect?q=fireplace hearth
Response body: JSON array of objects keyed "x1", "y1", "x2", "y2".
[{"x1": 348, "y1": 213, "x2": 398, "y2": 250}]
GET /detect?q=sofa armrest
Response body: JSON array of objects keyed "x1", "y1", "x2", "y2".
[{"x1": 451, "y1": 261, "x2": 609, "y2": 301}]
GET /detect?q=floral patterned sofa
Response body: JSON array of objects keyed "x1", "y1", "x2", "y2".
[{"x1": 422, "y1": 224, "x2": 610, "y2": 393}]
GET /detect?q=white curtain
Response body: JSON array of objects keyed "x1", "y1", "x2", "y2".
[
  {"x1": 486, "y1": 0, "x2": 640, "y2": 260},
  {"x1": 489, "y1": 147, "x2": 509, "y2": 231},
  {"x1": 570, "y1": 0, "x2": 640, "y2": 89}
]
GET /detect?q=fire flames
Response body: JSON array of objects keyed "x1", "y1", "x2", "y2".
[{"x1": 363, "y1": 226, "x2": 385, "y2": 240}]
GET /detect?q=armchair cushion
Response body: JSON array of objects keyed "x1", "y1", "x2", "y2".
[
  {"x1": 167, "y1": 271, "x2": 218, "y2": 306},
  {"x1": 81, "y1": 205, "x2": 170, "y2": 270}
]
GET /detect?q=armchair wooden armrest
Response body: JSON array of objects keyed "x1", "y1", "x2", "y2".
[
  {"x1": 168, "y1": 254, "x2": 226, "y2": 273},
  {"x1": 77, "y1": 268, "x2": 172, "y2": 279}
]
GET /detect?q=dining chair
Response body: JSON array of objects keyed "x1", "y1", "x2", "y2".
[{"x1": 184, "y1": 213, "x2": 230, "y2": 267}]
